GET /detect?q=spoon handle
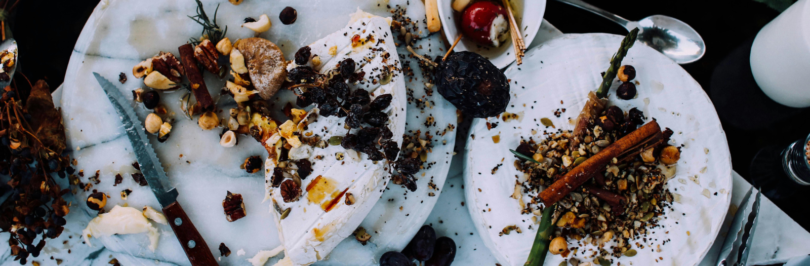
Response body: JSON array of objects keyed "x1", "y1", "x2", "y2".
[{"x1": 554, "y1": 0, "x2": 632, "y2": 29}]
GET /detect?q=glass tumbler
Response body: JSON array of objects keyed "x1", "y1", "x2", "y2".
[{"x1": 750, "y1": 133, "x2": 810, "y2": 199}]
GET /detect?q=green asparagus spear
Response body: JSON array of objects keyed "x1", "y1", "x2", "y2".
[
  {"x1": 524, "y1": 204, "x2": 557, "y2": 266},
  {"x1": 595, "y1": 28, "x2": 639, "y2": 98}
]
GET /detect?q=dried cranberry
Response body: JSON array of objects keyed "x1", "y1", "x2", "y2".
[
  {"x1": 341, "y1": 134, "x2": 358, "y2": 150},
  {"x1": 346, "y1": 104, "x2": 365, "y2": 128},
  {"x1": 319, "y1": 97, "x2": 340, "y2": 117},
  {"x1": 396, "y1": 157, "x2": 421, "y2": 175},
  {"x1": 279, "y1": 7, "x2": 297, "y2": 25},
  {"x1": 339, "y1": 58, "x2": 356, "y2": 79},
  {"x1": 350, "y1": 89, "x2": 370, "y2": 105},
  {"x1": 294, "y1": 46, "x2": 311, "y2": 65},
  {"x1": 363, "y1": 111, "x2": 388, "y2": 127},
  {"x1": 382, "y1": 140, "x2": 400, "y2": 160},
  {"x1": 296, "y1": 159, "x2": 312, "y2": 179},
  {"x1": 369, "y1": 94, "x2": 392, "y2": 111}
]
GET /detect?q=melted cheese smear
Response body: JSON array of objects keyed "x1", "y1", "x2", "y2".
[{"x1": 306, "y1": 175, "x2": 347, "y2": 212}]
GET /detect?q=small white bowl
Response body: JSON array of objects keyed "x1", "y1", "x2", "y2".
[{"x1": 437, "y1": 0, "x2": 546, "y2": 68}]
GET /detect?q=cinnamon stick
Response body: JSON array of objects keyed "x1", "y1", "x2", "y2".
[
  {"x1": 584, "y1": 185, "x2": 626, "y2": 214},
  {"x1": 539, "y1": 121, "x2": 661, "y2": 206},
  {"x1": 178, "y1": 43, "x2": 214, "y2": 111}
]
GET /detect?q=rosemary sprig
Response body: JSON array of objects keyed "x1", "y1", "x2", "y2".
[
  {"x1": 524, "y1": 204, "x2": 556, "y2": 266},
  {"x1": 188, "y1": 0, "x2": 227, "y2": 46},
  {"x1": 595, "y1": 28, "x2": 639, "y2": 98},
  {"x1": 510, "y1": 149, "x2": 541, "y2": 164}
]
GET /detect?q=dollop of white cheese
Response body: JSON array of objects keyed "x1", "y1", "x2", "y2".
[
  {"x1": 82, "y1": 205, "x2": 161, "y2": 251},
  {"x1": 489, "y1": 14, "x2": 508, "y2": 47},
  {"x1": 247, "y1": 245, "x2": 285, "y2": 266}
]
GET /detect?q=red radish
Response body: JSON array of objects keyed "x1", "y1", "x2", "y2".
[{"x1": 461, "y1": 1, "x2": 510, "y2": 47}]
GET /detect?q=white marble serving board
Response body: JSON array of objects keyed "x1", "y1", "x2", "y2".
[
  {"x1": 58, "y1": 0, "x2": 456, "y2": 265},
  {"x1": 464, "y1": 34, "x2": 733, "y2": 266}
]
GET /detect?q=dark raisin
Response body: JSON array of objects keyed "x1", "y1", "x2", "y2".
[
  {"x1": 337, "y1": 102, "x2": 349, "y2": 118},
  {"x1": 349, "y1": 71, "x2": 366, "y2": 83},
  {"x1": 296, "y1": 90, "x2": 313, "y2": 107},
  {"x1": 604, "y1": 106, "x2": 624, "y2": 124},
  {"x1": 319, "y1": 98, "x2": 340, "y2": 117},
  {"x1": 435, "y1": 51, "x2": 510, "y2": 118},
  {"x1": 369, "y1": 94, "x2": 392, "y2": 111},
  {"x1": 350, "y1": 89, "x2": 370, "y2": 105},
  {"x1": 142, "y1": 91, "x2": 160, "y2": 109},
  {"x1": 328, "y1": 81, "x2": 350, "y2": 100},
  {"x1": 379, "y1": 126, "x2": 393, "y2": 140},
  {"x1": 346, "y1": 104, "x2": 365, "y2": 128},
  {"x1": 403, "y1": 225, "x2": 436, "y2": 261},
  {"x1": 380, "y1": 251, "x2": 410, "y2": 266},
  {"x1": 308, "y1": 87, "x2": 327, "y2": 105},
  {"x1": 616, "y1": 82, "x2": 637, "y2": 100},
  {"x1": 627, "y1": 107, "x2": 645, "y2": 125},
  {"x1": 357, "y1": 127, "x2": 381, "y2": 145},
  {"x1": 294, "y1": 46, "x2": 311, "y2": 65},
  {"x1": 363, "y1": 111, "x2": 388, "y2": 127},
  {"x1": 286, "y1": 66, "x2": 319, "y2": 84},
  {"x1": 339, "y1": 58, "x2": 356, "y2": 79},
  {"x1": 382, "y1": 140, "x2": 400, "y2": 160},
  {"x1": 295, "y1": 160, "x2": 312, "y2": 179},
  {"x1": 515, "y1": 142, "x2": 534, "y2": 159},
  {"x1": 244, "y1": 17, "x2": 256, "y2": 23},
  {"x1": 396, "y1": 157, "x2": 421, "y2": 175},
  {"x1": 425, "y1": 237, "x2": 456, "y2": 266},
  {"x1": 279, "y1": 7, "x2": 297, "y2": 25},
  {"x1": 219, "y1": 243, "x2": 232, "y2": 257},
  {"x1": 341, "y1": 134, "x2": 358, "y2": 150},
  {"x1": 363, "y1": 146, "x2": 384, "y2": 161}
]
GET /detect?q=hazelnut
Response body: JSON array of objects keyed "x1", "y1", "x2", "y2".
[
  {"x1": 230, "y1": 49, "x2": 248, "y2": 74},
  {"x1": 345, "y1": 192, "x2": 356, "y2": 205},
  {"x1": 145, "y1": 113, "x2": 162, "y2": 134},
  {"x1": 279, "y1": 7, "x2": 297, "y2": 25},
  {"x1": 144, "y1": 71, "x2": 177, "y2": 90},
  {"x1": 222, "y1": 191, "x2": 247, "y2": 222},
  {"x1": 132, "y1": 88, "x2": 144, "y2": 102},
  {"x1": 158, "y1": 122, "x2": 172, "y2": 143},
  {"x1": 596, "y1": 116, "x2": 615, "y2": 131},
  {"x1": 549, "y1": 236, "x2": 568, "y2": 255},
  {"x1": 640, "y1": 147, "x2": 656, "y2": 163},
  {"x1": 142, "y1": 90, "x2": 160, "y2": 109},
  {"x1": 132, "y1": 59, "x2": 153, "y2": 79},
  {"x1": 354, "y1": 227, "x2": 371, "y2": 245},
  {"x1": 616, "y1": 82, "x2": 637, "y2": 100},
  {"x1": 604, "y1": 106, "x2": 624, "y2": 124},
  {"x1": 660, "y1": 146, "x2": 681, "y2": 165},
  {"x1": 220, "y1": 130, "x2": 237, "y2": 148},
  {"x1": 243, "y1": 156, "x2": 262, "y2": 173},
  {"x1": 617, "y1": 65, "x2": 636, "y2": 82},
  {"x1": 86, "y1": 192, "x2": 107, "y2": 211},
  {"x1": 311, "y1": 55, "x2": 321, "y2": 67},
  {"x1": 279, "y1": 179, "x2": 301, "y2": 203},
  {"x1": 216, "y1": 37, "x2": 233, "y2": 55},
  {"x1": 198, "y1": 111, "x2": 219, "y2": 130},
  {"x1": 242, "y1": 14, "x2": 271, "y2": 33}
]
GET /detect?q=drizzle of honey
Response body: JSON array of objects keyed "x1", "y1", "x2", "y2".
[
  {"x1": 306, "y1": 175, "x2": 336, "y2": 204},
  {"x1": 351, "y1": 34, "x2": 376, "y2": 49},
  {"x1": 312, "y1": 223, "x2": 334, "y2": 242},
  {"x1": 492, "y1": 135, "x2": 501, "y2": 143},
  {"x1": 321, "y1": 188, "x2": 349, "y2": 212}
]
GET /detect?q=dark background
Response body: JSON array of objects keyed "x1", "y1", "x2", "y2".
[{"x1": 10, "y1": 0, "x2": 810, "y2": 231}]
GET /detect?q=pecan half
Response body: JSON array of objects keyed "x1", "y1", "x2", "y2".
[
  {"x1": 222, "y1": 191, "x2": 247, "y2": 222},
  {"x1": 195, "y1": 39, "x2": 222, "y2": 76},
  {"x1": 152, "y1": 52, "x2": 184, "y2": 82},
  {"x1": 280, "y1": 179, "x2": 301, "y2": 203}
]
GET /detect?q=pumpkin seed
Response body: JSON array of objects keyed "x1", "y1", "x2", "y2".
[
  {"x1": 640, "y1": 212, "x2": 654, "y2": 222},
  {"x1": 328, "y1": 136, "x2": 343, "y2": 145},
  {"x1": 540, "y1": 117, "x2": 555, "y2": 128},
  {"x1": 623, "y1": 249, "x2": 638, "y2": 257}
]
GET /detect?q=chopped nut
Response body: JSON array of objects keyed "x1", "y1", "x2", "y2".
[
  {"x1": 660, "y1": 146, "x2": 681, "y2": 165},
  {"x1": 120, "y1": 189, "x2": 132, "y2": 200},
  {"x1": 216, "y1": 37, "x2": 233, "y2": 55},
  {"x1": 145, "y1": 113, "x2": 162, "y2": 134},
  {"x1": 617, "y1": 179, "x2": 628, "y2": 191},
  {"x1": 222, "y1": 191, "x2": 247, "y2": 222},
  {"x1": 641, "y1": 147, "x2": 656, "y2": 163},
  {"x1": 345, "y1": 193, "x2": 355, "y2": 205},
  {"x1": 86, "y1": 192, "x2": 107, "y2": 211},
  {"x1": 230, "y1": 49, "x2": 248, "y2": 74},
  {"x1": 226, "y1": 81, "x2": 260, "y2": 103},
  {"x1": 228, "y1": 117, "x2": 240, "y2": 131},
  {"x1": 221, "y1": 130, "x2": 237, "y2": 147},
  {"x1": 157, "y1": 122, "x2": 172, "y2": 142},
  {"x1": 195, "y1": 39, "x2": 222, "y2": 75},
  {"x1": 280, "y1": 179, "x2": 301, "y2": 203},
  {"x1": 198, "y1": 111, "x2": 219, "y2": 130},
  {"x1": 132, "y1": 59, "x2": 153, "y2": 78},
  {"x1": 132, "y1": 88, "x2": 144, "y2": 102},
  {"x1": 144, "y1": 71, "x2": 177, "y2": 90},
  {"x1": 243, "y1": 156, "x2": 262, "y2": 173},
  {"x1": 151, "y1": 52, "x2": 184, "y2": 82},
  {"x1": 354, "y1": 227, "x2": 371, "y2": 245},
  {"x1": 549, "y1": 237, "x2": 568, "y2": 255},
  {"x1": 242, "y1": 14, "x2": 271, "y2": 33},
  {"x1": 142, "y1": 205, "x2": 168, "y2": 224}
]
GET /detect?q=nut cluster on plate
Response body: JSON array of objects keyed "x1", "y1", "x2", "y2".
[{"x1": 513, "y1": 105, "x2": 681, "y2": 261}]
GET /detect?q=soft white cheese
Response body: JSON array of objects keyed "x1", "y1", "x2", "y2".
[
  {"x1": 247, "y1": 245, "x2": 285, "y2": 266},
  {"x1": 82, "y1": 205, "x2": 161, "y2": 251},
  {"x1": 266, "y1": 14, "x2": 406, "y2": 266},
  {"x1": 489, "y1": 14, "x2": 508, "y2": 47}
]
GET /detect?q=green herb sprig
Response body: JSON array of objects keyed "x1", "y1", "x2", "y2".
[
  {"x1": 524, "y1": 204, "x2": 557, "y2": 266},
  {"x1": 188, "y1": 0, "x2": 227, "y2": 46},
  {"x1": 595, "y1": 28, "x2": 639, "y2": 98},
  {"x1": 510, "y1": 149, "x2": 541, "y2": 164}
]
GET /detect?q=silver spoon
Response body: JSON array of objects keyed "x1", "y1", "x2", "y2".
[
  {"x1": 0, "y1": 39, "x2": 17, "y2": 88},
  {"x1": 555, "y1": 0, "x2": 706, "y2": 64}
]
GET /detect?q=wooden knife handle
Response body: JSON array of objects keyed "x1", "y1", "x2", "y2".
[{"x1": 162, "y1": 202, "x2": 218, "y2": 266}]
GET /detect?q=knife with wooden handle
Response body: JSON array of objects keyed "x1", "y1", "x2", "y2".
[{"x1": 93, "y1": 72, "x2": 217, "y2": 265}]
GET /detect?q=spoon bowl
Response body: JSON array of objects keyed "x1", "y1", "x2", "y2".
[{"x1": 633, "y1": 15, "x2": 705, "y2": 64}]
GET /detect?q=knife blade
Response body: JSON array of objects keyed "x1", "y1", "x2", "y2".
[
  {"x1": 93, "y1": 73, "x2": 217, "y2": 265},
  {"x1": 716, "y1": 188, "x2": 761, "y2": 266}
]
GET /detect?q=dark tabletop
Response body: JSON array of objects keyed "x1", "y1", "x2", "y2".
[{"x1": 12, "y1": 0, "x2": 810, "y2": 231}]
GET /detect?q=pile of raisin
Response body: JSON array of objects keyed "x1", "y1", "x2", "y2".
[
  {"x1": 381, "y1": 225, "x2": 455, "y2": 266},
  {"x1": 435, "y1": 51, "x2": 510, "y2": 118}
]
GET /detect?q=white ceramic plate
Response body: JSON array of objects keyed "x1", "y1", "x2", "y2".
[
  {"x1": 463, "y1": 34, "x2": 732, "y2": 266},
  {"x1": 60, "y1": 0, "x2": 456, "y2": 265},
  {"x1": 437, "y1": 0, "x2": 546, "y2": 69}
]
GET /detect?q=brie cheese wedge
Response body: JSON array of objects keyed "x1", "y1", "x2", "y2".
[{"x1": 265, "y1": 14, "x2": 406, "y2": 266}]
